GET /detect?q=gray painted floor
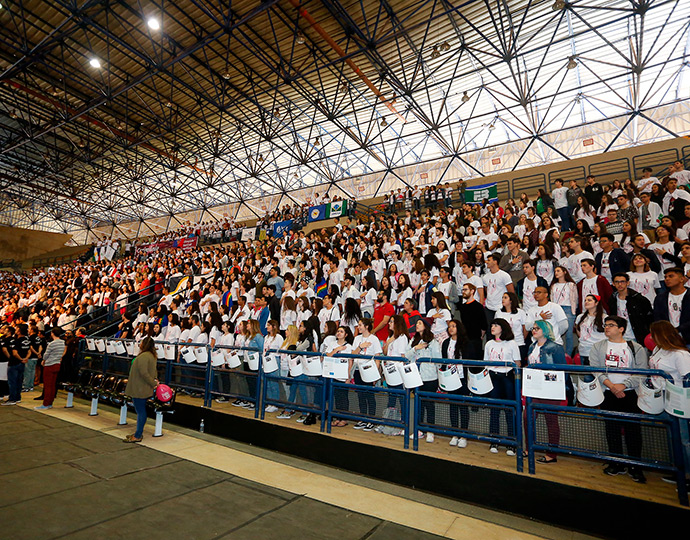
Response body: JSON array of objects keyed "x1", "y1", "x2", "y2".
[{"x1": 0, "y1": 406, "x2": 443, "y2": 540}]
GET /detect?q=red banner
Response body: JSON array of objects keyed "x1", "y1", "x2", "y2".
[{"x1": 136, "y1": 236, "x2": 198, "y2": 254}]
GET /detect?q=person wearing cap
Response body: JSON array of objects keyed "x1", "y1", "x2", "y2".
[
  {"x1": 526, "y1": 320, "x2": 567, "y2": 463},
  {"x1": 124, "y1": 336, "x2": 159, "y2": 443},
  {"x1": 589, "y1": 315, "x2": 649, "y2": 483},
  {"x1": 34, "y1": 327, "x2": 66, "y2": 410}
]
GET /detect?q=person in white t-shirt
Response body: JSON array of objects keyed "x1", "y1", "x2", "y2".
[
  {"x1": 482, "y1": 254, "x2": 514, "y2": 325},
  {"x1": 551, "y1": 179, "x2": 571, "y2": 231},
  {"x1": 483, "y1": 318, "x2": 520, "y2": 456},
  {"x1": 494, "y1": 292, "x2": 528, "y2": 361},
  {"x1": 351, "y1": 318, "x2": 384, "y2": 430},
  {"x1": 589, "y1": 315, "x2": 648, "y2": 482},
  {"x1": 627, "y1": 253, "x2": 660, "y2": 304},
  {"x1": 456, "y1": 261, "x2": 484, "y2": 304},
  {"x1": 574, "y1": 294, "x2": 607, "y2": 365}
]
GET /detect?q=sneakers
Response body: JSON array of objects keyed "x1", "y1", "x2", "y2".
[
  {"x1": 296, "y1": 415, "x2": 307, "y2": 423},
  {"x1": 1, "y1": 401, "x2": 18, "y2": 406},
  {"x1": 628, "y1": 467, "x2": 646, "y2": 484},
  {"x1": 265, "y1": 405, "x2": 278, "y2": 413},
  {"x1": 603, "y1": 463, "x2": 627, "y2": 476},
  {"x1": 426, "y1": 432, "x2": 435, "y2": 443},
  {"x1": 457, "y1": 437, "x2": 468, "y2": 448},
  {"x1": 34, "y1": 405, "x2": 52, "y2": 410},
  {"x1": 409, "y1": 431, "x2": 424, "y2": 440},
  {"x1": 277, "y1": 410, "x2": 294, "y2": 419},
  {"x1": 449, "y1": 436, "x2": 459, "y2": 446},
  {"x1": 246, "y1": 403, "x2": 255, "y2": 410},
  {"x1": 215, "y1": 398, "x2": 229, "y2": 404},
  {"x1": 353, "y1": 421, "x2": 367, "y2": 430},
  {"x1": 661, "y1": 475, "x2": 676, "y2": 484},
  {"x1": 489, "y1": 444, "x2": 499, "y2": 454},
  {"x1": 240, "y1": 401, "x2": 252, "y2": 408},
  {"x1": 33, "y1": 395, "x2": 44, "y2": 401},
  {"x1": 231, "y1": 399, "x2": 244, "y2": 407},
  {"x1": 362, "y1": 423, "x2": 374, "y2": 432},
  {"x1": 506, "y1": 448, "x2": 516, "y2": 457}
]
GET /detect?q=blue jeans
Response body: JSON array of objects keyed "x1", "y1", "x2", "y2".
[
  {"x1": 287, "y1": 373, "x2": 309, "y2": 406},
  {"x1": 266, "y1": 371, "x2": 282, "y2": 402},
  {"x1": 132, "y1": 397, "x2": 148, "y2": 438},
  {"x1": 556, "y1": 206, "x2": 572, "y2": 231},
  {"x1": 562, "y1": 305, "x2": 576, "y2": 358},
  {"x1": 23, "y1": 358, "x2": 38, "y2": 390},
  {"x1": 8, "y1": 364, "x2": 25, "y2": 402}
]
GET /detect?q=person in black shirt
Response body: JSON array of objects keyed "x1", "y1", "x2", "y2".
[
  {"x1": 458, "y1": 283, "x2": 488, "y2": 360},
  {"x1": 584, "y1": 175, "x2": 604, "y2": 210},
  {"x1": 0, "y1": 326, "x2": 12, "y2": 401},
  {"x1": 2, "y1": 324, "x2": 31, "y2": 405}
]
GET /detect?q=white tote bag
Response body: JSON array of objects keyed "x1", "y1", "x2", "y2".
[
  {"x1": 322, "y1": 357, "x2": 349, "y2": 380},
  {"x1": 86, "y1": 338, "x2": 96, "y2": 351},
  {"x1": 125, "y1": 341, "x2": 137, "y2": 356},
  {"x1": 358, "y1": 359, "x2": 381, "y2": 383},
  {"x1": 263, "y1": 353, "x2": 280, "y2": 374},
  {"x1": 95, "y1": 339, "x2": 106, "y2": 353},
  {"x1": 194, "y1": 347, "x2": 208, "y2": 364},
  {"x1": 288, "y1": 355, "x2": 304, "y2": 377},
  {"x1": 181, "y1": 347, "x2": 196, "y2": 364},
  {"x1": 106, "y1": 340, "x2": 116, "y2": 354},
  {"x1": 382, "y1": 361, "x2": 403, "y2": 387},
  {"x1": 226, "y1": 352, "x2": 242, "y2": 369},
  {"x1": 438, "y1": 365, "x2": 462, "y2": 392},
  {"x1": 468, "y1": 368, "x2": 493, "y2": 395},
  {"x1": 164, "y1": 344, "x2": 176, "y2": 361},
  {"x1": 211, "y1": 349, "x2": 225, "y2": 367},
  {"x1": 302, "y1": 355, "x2": 322, "y2": 376},
  {"x1": 400, "y1": 362, "x2": 423, "y2": 389},
  {"x1": 664, "y1": 381, "x2": 690, "y2": 418},
  {"x1": 114, "y1": 340, "x2": 126, "y2": 355},
  {"x1": 155, "y1": 343, "x2": 165, "y2": 358},
  {"x1": 245, "y1": 352, "x2": 260, "y2": 371}
]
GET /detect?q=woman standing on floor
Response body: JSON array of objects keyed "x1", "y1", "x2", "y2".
[{"x1": 123, "y1": 337, "x2": 159, "y2": 443}]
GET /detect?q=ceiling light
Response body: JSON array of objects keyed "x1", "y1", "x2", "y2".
[
  {"x1": 381, "y1": 118, "x2": 388, "y2": 127},
  {"x1": 89, "y1": 58, "x2": 101, "y2": 69},
  {"x1": 147, "y1": 17, "x2": 160, "y2": 30},
  {"x1": 77, "y1": 139, "x2": 86, "y2": 148},
  {"x1": 552, "y1": 0, "x2": 566, "y2": 9},
  {"x1": 440, "y1": 41, "x2": 451, "y2": 52},
  {"x1": 461, "y1": 91, "x2": 470, "y2": 103},
  {"x1": 50, "y1": 86, "x2": 61, "y2": 96},
  {"x1": 296, "y1": 32, "x2": 306, "y2": 45},
  {"x1": 488, "y1": 123, "x2": 496, "y2": 131},
  {"x1": 430, "y1": 45, "x2": 440, "y2": 60},
  {"x1": 258, "y1": 154, "x2": 264, "y2": 162},
  {"x1": 294, "y1": 172, "x2": 299, "y2": 178},
  {"x1": 274, "y1": 108, "x2": 281, "y2": 118},
  {"x1": 221, "y1": 70, "x2": 231, "y2": 80},
  {"x1": 567, "y1": 56, "x2": 578, "y2": 69},
  {"x1": 314, "y1": 137, "x2": 320, "y2": 147},
  {"x1": 341, "y1": 83, "x2": 348, "y2": 93},
  {"x1": 9, "y1": 109, "x2": 18, "y2": 119},
  {"x1": 165, "y1": 100, "x2": 173, "y2": 108}
]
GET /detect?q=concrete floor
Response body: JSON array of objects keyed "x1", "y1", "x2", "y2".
[{"x1": 0, "y1": 406, "x2": 443, "y2": 540}]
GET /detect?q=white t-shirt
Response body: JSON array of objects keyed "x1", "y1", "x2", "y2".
[
  {"x1": 568, "y1": 251, "x2": 593, "y2": 283},
  {"x1": 668, "y1": 291, "x2": 686, "y2": 327},
  {"x1": 483, "y1": 270, "x2": 513, "y2": 311},
  {"x1": 387, "y1": 334, "x2": 410, "y2": 357},
  {"x1": 649, "y1": 348, "x2": 690, "y2": 385},
  {"x1": 427, "y1": 308, "x2": 451, "y2": 337},
  {"x1": 580, "y1": 277, "x2": 600, "y2": 311},
  {"x1": 458, "y1": 273, "x2": 483, "y2": 302},
  {"x1": 600, "y1": 252, "x2": 612, "y2": 282},
  {"x1": 552, "y1": 187, "x2": 569, "y2": 209},
  {"x1": 627, "y1": 271, "x2": 660, "y2": 304},
  {"x1": 575, "y1": 313, "x2": 606, "y2": 357},
  {"x1": 494, "y1": 309, "x2": 528, "y2": 346},
  {"x1": 615, "y1": 298, "x2": 636, "y2": 340},
  {"x1": 649, "y1": 241, "x2": 676, "y2": 278},
  {"x1": 637, "y1": 176, "x2": 660, "y2": 194},
  {"x1": 352, "y1": 334, "x2": 383, "y2": 357},
  {"x1": 484, "y1": 340, "x2": 521, "y2": 373},
  {"x1": 521, "y1": 276, "x2": 539, "y2": 312},
  {"x1": 527, "y1": 344, "x2": 541, "y2": 365},
  {"x1": 603, "y1": 341, "x2": 633, "y2": 386}
]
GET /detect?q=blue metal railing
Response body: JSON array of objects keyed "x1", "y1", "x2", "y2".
[{"x1": 76, "y1": 339, "x2": 689, "y2": 505}]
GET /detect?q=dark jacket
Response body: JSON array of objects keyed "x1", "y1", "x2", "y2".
[
  {"x1": 516, "y1": 275, "x2": 548, "y2": 305},
  {"x1": 594, "y1": 249, "x2": 630, "y2": 279},
  {"x1": 584, "y1": 183, "x2": 604, "y2": 209},
  {"x1": 414, "y1": 281, "x2": 436, "y2": 315},
  {"x1": 653, "y1": 290, "x2": 690, "y2": 343},
  {"x1": 267, "y1": 295, "x2": 281, "y2": 322},
  {"x1": 608, "y1": 290, "x2": 653, "y2": 344},
  {"x1": 576, "y1": 276, "x2": 613, "y2": 314}
]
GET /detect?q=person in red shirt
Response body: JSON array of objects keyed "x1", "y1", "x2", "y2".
[{"x1": 372, "y1": 290, "x2": 395, "y2": 343}]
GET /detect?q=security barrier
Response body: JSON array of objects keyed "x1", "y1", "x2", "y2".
[{"x1": 76, "y1": 337, "x2": 689, "y2": 505}]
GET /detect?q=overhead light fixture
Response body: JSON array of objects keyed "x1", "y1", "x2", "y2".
[
  {"x1": 222, "y1": 70, "x2": 231, "y2": 80},
  {"x1": 314, "y1": 137, "x2": 320, "y2": 147},
  {"x1": 552, "y1": 0, "x2": 566, "y2": 9},
  {"x1": 274, "y1": 108, "x2": 281, "y2": 118},
  {"x1": 296, "y1": 32, "x2": 306, "y2": 45},
  {"x1": 430, "y1": 45, "x2": 440, "y2": 60},
  {"x1": 381, "y1": 117, "x2": 388, "y2": 127},
  {"x1": 89, "y1": 58, "x2": 101, "y2": 69},
  {"x1": 567, "y1": 56, "x2": 578, "y2": 69},
  {"x1": 440, "y1": 41, "x2": 451, "y2": 52},
  {"x1": 147, "y1": 17, "x2": 160, "y2": 30},
  {"x1": 294, "y1": 172, "x2": 299, "y2": 178},
  {"x1": 461, "y1": 91, "x2": 470, "y2": 103},
  {"x1": 77, "y1": 139, "x2": 86, "y2": 148},
  {"x1": 165, "y1": 100, "x2": 173, "y2": 108},
  {"x1": 258, "y1": 154, "x2": 264, "y2": 162},
  {"x1": 488, "y1": 123, "x2": 496, "y2": 131},
  {"x1": 50, "y1": 86, "x2": 61, "y2": 96},
  {"x1": 9, "y1": 109, "x2": 18, "y2": 119}
]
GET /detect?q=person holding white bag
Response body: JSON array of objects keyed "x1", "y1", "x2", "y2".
[
  {"x1": 263, "y1": 320, "x2": 284, "y2": 414},
  {"x1": 351, "y1": 318, "x2": 383, "y2": 431},
  {"x1": 441, "y1": 320, "x2": 472, "y2": 449},
  {"x1": 325, "y1": 326, "x2": 354, "y2": 427},
  {"x1": 405, "y1": 319, "x2": 440, "y2": 442},
  {"x1": 214, "y1": 321, "x2": 235, "y2": 403},
  {"x1": 484, "y1": 318, "x2": 521, "y2": 456}
]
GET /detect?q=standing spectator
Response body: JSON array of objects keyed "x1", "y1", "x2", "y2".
[
  {"x1": 637, "y1": 167, "x2": 660, "y2": 194},
  {"x1": 589, "y1": 315, "x2": 648, "y2": 483},
  {"x1": 653, "y1": 267, "x2": 690, "y2": 344},
  {"x1": 577, "y1": 259, "x2": 613, "y2": 313},
  {"x1": 552, "y1": 179, "x2": 571, "y2": 231},
  {"x1": 609, "y1": 273, "x2": 653, "y2": 343},
  {"x1": 483, "y1": 253, "x2": 515, "y2": 326},
  {"x1": 525, "y1": 287, "x2": 568, "y2": 347},
  {"x1": 584, "y1": 175, "x2": 604, "y2": 210},
  {"x1": 34, "y1": 328, "x2": 66, "y2": 410},
  {"x1": 638, "y1": 192, "x2": 663, "y2": 233},
  {"x1": 516, "y1": 259, "x2": 548, "y2": 313},
  {"x1": 499, "y1": 236, "x2": 530, "y2": 285},
  {"x1": 123, "y1": 337, "x2": 159, "y2": 443},
  {"x1": 372, "y1": 290, "x2": 395, "y2": 344},
  {"x1": 2, "y1": 324, "x2": 30, "y2": 406},
  {"x1": 459, "y1": 284, "x2": 487, "y2": 358},
  {"x1": 574, "y1": 295, "x2": 607, "y2": 365},
  {"x1": 595, "y1": 233, "x2": 630, "y2": 283}
]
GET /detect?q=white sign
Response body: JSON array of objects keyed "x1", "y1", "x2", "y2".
[{"x1": 522, "y1": 368, "x2": 566, "y2": 400}]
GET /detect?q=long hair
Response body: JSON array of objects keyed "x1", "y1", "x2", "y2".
[
  {"x1": 431, "y1": 291, "x2": 448, "y2": 310},
  {"x1": 490, "y1": 318, "x2": 515, "y2": 341},
  {"x1": 446, "y1": 319, "x2": 468, "y2": 358},
  {"x1": 501, "y1": 292, "x2": 520, "y2": 314},
  {"x1": 343, "y1": 297, "x2": 362, "y2": 325},
  {"x1": 650, "y1": 321, "x2": 687, "y2": 352},
  {"x1": 390, "y1": 314, "x2": 408, "y2": 339},
  {"x1": 139, "y1": 336, "x2": 157, "y2": 359},
  {"x1": 575, "y1": 294, "x2": 605, "y2": 334},
  {"x1": 411, "y1": 323, "x2": 434, "y2": 346}
]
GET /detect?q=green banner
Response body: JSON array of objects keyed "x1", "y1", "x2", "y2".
[
  {"x1": 465, "y1": 182, "x2": 498, "y2": 204},
  {"x1": 326, "y1": 200, "x2": 347, "y2": 218}
]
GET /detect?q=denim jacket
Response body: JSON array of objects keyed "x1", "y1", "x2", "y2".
[{"x1": 527, "y1": 339, "x2": 566, "y2": 366}]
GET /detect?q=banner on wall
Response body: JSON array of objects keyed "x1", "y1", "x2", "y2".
[
  {"x1": 175, "y1": 237, "x2": 198, "y2": 251},
  {"x1": 241, "y1": 228, "x2": 257, "y2": 241},
  {"x1": 273, "y1": 219, "x2": 294, "y2": 237},
  {"x1": 326, "y1": 200, "x2": 347, "y2": 218},
  {"x1": 308, "y1": 204, "x2": 327, "y2": 222},
  {"x1": 465, "y1": 182, "x2": 498, "y2": 204}
]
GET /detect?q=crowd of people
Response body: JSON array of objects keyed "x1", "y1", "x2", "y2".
[{"x1": 2, "y1": 160, "x2": 690, "y2": 485}]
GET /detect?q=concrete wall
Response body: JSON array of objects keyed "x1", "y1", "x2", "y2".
[{"x1": 0, "y1": 225, "x2": 72, "y2": 262}]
